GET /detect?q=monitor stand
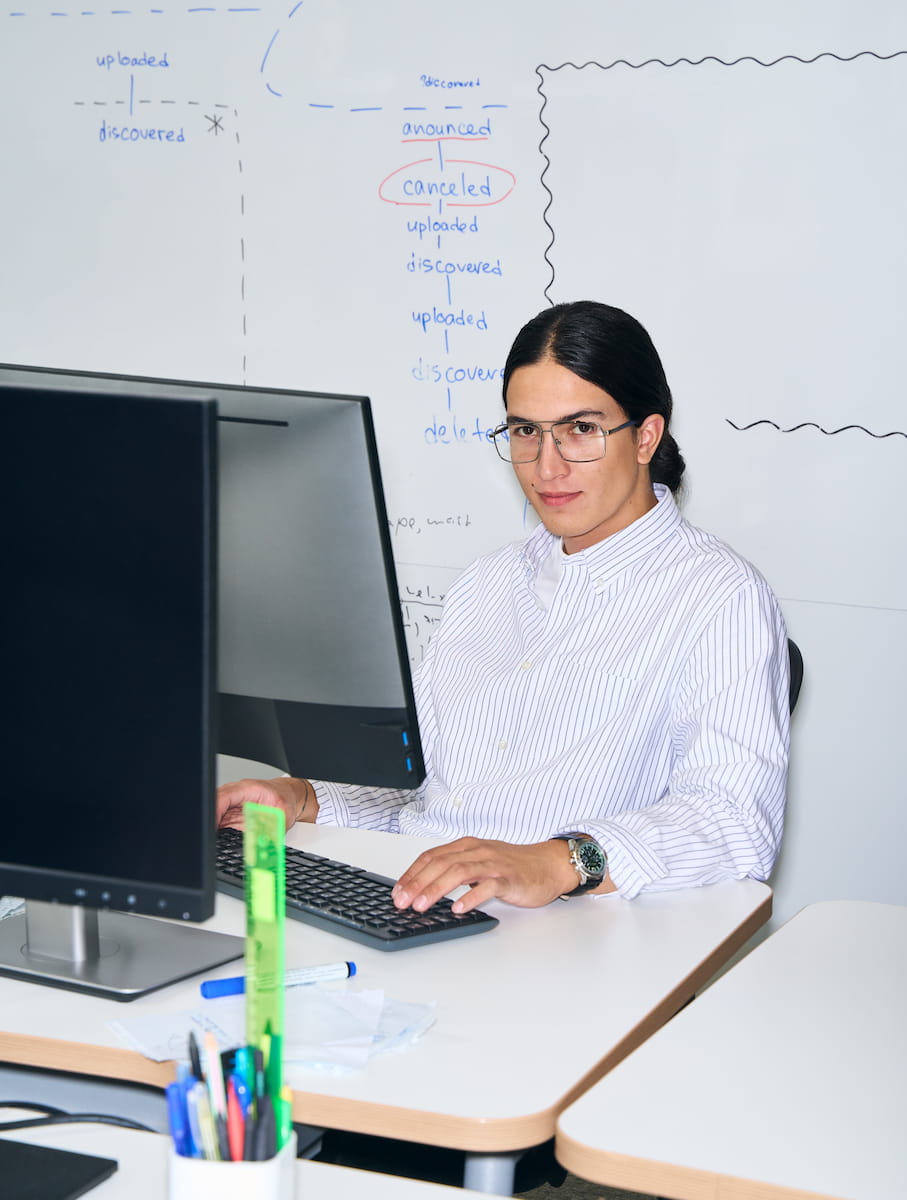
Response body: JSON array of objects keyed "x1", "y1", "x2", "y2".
[{"x1": 0, "y1": 901, "x2": 244, "y2": 1001}]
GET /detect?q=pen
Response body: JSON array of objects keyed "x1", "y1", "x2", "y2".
[
  {"x1": 202, "y1": 1031, "x2": 227, "y2": 1118},
  {"x1": 165, "y1": 1080, "x2": 190, "y2": 1157},
  {"x1": 185, "y1": 1082, "x2": 205, "y2": 1160},
  {"x1": 233, "y1": 1047, "x2": 254, "y2": 1114},
  {"x1": 226, "y1": 1076, "x2": 245, "y2": 1162},
  {"x1": 200, "y1": 960, "x2": 356, "y2": 999},
  {"x1": 187, "y1": 1031, "x2": 203, "y2": 1080},
  {"x1": 192, "y1": 1081, "x2": 220, "y2": 1161},
  {"x1": 276, "y1": 1084, "x2": 293, "y2": 1152},
  {"x1": 229, "y1": 1068, "x2": 252, "y2": 1118},
  {"x1": 202, "y1": 1031, "x2": 231, "y2": 1160},
  {"x1": 252, "y1": 1092, "x2": 276, "y2": 1161}
]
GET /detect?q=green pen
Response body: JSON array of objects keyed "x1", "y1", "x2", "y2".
[{"x1": 277, "y1": 1084, "x2": 293, "y2": 1151}]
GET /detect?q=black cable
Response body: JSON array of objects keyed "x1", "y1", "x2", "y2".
[
  {"x1": 0, "y1": 1102, "x2": 156, "y2": 1134},
  {"x1": 0, "y1": 1101, "x2": 68, "y2": 1117}
]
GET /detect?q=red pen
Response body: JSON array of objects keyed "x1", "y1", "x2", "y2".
[{"x1": 226, "y1": 1076, "x2": 245, "y2": 1162}]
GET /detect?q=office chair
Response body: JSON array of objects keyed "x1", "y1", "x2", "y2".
[{"x1": 788, "y1": 638, "x2": 804, "y2": 714}]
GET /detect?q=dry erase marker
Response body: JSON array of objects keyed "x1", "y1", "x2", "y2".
[{"x1": 200, "y1": 960, "x2": 356, "y2": 998}]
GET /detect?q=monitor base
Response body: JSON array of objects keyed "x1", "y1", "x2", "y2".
[{"x1": 0, "y1": 904, "x2": 243, "y2": 1001}]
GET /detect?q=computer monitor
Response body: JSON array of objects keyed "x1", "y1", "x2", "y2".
[
  {"x1": 0, "y1": 377, "x2": 244, "y2": 998},
  {"x1": 0, "y1": 364, "x2": 425, "y2": 999}
]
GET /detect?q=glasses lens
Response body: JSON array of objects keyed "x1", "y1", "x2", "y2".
[
  {"x1": 491, "y1": 426, "x2": 538, "y2": 462},
  {"x1": 553, "y1": 420, "x2": 606, "y2": 461},
  {"x1": 507, "y1": 424, "x2": 542, "y2": 463}
]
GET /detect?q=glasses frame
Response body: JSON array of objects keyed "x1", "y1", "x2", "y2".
[{"x1": 488, "y1": 417, "x2": 638, "y2": 464}]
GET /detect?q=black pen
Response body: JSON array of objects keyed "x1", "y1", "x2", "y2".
[
  {"x1": 188, "y1": 1032, "x2": 203, "y2": 1081},
  {"x1": 242, "y1": 1107, "x2": 257, "y2": 1162},
  {"x1": 253, "y1": 1093, "x2": 276, "y2": 1161}
]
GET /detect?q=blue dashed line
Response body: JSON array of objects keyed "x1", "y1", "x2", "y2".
[{"x1": 6, "y1": 5, "x2": 262, "y2": 12}]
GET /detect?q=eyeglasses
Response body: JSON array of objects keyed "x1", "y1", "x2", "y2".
[{"x1": 488, "y1": 418, "x2": 637, "y2": 464}]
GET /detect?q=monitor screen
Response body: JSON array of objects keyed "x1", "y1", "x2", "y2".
[
  {"x1": 0, "y1": 377, "x2": 243, "y2": 998},
  {"x1": 0, "y1": 363, "x2": 425, "y2": 789}
]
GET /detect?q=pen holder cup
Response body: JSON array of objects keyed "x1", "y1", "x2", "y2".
[{"x1": 169, "y1": 1130, "x2": 297, "y2": 1200}]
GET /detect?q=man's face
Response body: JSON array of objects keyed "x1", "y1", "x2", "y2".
[{"x1": 505, "y1": 359, "x2": 664, "y2": 554}]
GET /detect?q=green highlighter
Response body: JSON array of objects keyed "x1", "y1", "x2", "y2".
[{"x1": 243, "y1": 802, "x2": 286, "y2": 1151}]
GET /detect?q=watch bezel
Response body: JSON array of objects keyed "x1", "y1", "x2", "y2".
[
  {"x1": 553, "y1": 833, "x2": 608, "y2": 897},
  {"x1": 575, "y1": 838, "x2": 607, "y2": 879}
]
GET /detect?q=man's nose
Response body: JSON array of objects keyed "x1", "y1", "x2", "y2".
[{"x1": 536, "y1": 428, "x2": 568, "y2": 473}]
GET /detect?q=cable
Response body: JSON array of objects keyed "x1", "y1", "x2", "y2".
[{"x1": 0, "y1": 1102, "x2": 156, "y2": 1134}]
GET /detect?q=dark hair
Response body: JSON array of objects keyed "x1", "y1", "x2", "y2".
[{"x1": 502, "y1": 300, "x2": 686, "y2": 494}]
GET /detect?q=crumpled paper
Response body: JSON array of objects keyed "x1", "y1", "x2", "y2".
[{"x1": 109, "y1": 984, "x2": 435, "y2": 1073}]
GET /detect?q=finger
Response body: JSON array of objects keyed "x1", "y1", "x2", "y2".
[
  {"x1": 391, "y1": 842, "x2": 467, "y2": 902},
  {"x1": 449, "y1": 876, "x2": 507, "y2": 913},
  {"x1": 405, "y1": 856, "x2": 502, "y2": 913}
]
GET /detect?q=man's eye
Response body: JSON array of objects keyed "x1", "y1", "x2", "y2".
[
  {"x1": 511, "y1": 424, "x2": 539, "y2": 439},
  {"x1": 569, "y1": 421, "x2": 600, "y2": 436}
]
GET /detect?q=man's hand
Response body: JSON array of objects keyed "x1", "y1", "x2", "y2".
[
  {"x1": 391, "y1": 836, "x2": 612, "y2": 913},
  {"x1": 215, "y1": 776, "x2": 317, "y2": 832}
]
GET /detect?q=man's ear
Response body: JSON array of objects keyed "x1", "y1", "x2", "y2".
[{"x1": 636, "y1": 414, "x2": 665, "y2": 465}]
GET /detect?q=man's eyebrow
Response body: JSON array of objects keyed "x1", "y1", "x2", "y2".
[{"x1": 505, "y1": 409, "x2": 608, "y2": 425}]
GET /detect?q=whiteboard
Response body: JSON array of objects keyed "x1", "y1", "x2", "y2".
[{"x1": 3, "y1": 0, "x2": 905, "y2": 927}]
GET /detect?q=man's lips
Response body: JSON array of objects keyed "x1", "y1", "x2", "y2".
[{"x1": 536, "y1": 490, "x2": 581, "y2": 507}]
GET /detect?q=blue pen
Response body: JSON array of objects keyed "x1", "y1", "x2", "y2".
[
  {"x1": 165, "y1": 1080, "x2": 191, "y2": 1157},
  {"x1": 229, "y1": 1069, "x2": 253, "y2": 1118},
  {"x1": 233, "y1": 1046, "x2": 254, "y2": 1111},
  {"x1": 200, "y1": 960, "x2": 356, "y2": 999},
  {"x1": 185, "y1": 1081, "x2": 206, "y2": 1160},
  {"x1": 175, "y1": 1063, "x2": 199, "y2": 1158}
]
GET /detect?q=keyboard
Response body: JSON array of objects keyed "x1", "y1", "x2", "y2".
[{"x1": 215, "y1": 828, "x2": 499, "y2": 951}]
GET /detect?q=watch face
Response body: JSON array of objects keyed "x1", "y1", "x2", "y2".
[{"x1": 576, "y1": 840, "x2": 607, "y2": 878}]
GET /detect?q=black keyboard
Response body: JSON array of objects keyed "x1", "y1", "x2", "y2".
[{"x1": 215, "y1": 828, "x2": 499, "y2": 951}]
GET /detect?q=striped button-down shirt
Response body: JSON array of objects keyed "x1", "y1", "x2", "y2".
[{"x1": 315, "y1": 486, "x2": 790, "y2": 897}]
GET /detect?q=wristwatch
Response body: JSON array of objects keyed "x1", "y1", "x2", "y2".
[{"x1": 552, "y1": 833, "x2": 608, "y2": 897}]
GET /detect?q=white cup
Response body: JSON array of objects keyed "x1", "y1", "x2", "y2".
[{"x1": 168, "y1": 1130, "x2": 297, "y2": 1200}]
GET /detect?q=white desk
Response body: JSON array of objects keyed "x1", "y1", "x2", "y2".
[
  {"x1": 556, "y1": 900, "x2": 907, "y2": 1200},
  {"x1": 0, "y1": 824, "x2": 771, "y2": 1194},
  {"x1": 0, "y1": 1114, "x2": 505, "y2": 1199}
]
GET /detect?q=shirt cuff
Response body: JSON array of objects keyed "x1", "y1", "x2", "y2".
[{"x1": 309, "y1": 780, "x2": 351, "y2": 827}]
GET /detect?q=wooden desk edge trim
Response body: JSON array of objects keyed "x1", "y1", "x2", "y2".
[
  {"x1": 0, "y1": 1034, "x2": 176, "y2": 1089},
  {"x1": 553, "y1": 1138, "x2": 841, "y2": 1200},
  {"x1": 551, "y1": 890, "x2": 772, "y2": 1121}
]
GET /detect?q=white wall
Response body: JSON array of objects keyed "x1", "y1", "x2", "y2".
[{"x1": 3, "y1": 0, "x2": 905, "y2": 927}]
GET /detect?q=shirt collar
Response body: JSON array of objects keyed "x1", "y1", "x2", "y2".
[{"x1": 522, "y1": 484, "x2": 682, "y2": 601}]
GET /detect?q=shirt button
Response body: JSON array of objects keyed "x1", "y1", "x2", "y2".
[
  {"x1": 451, "y1": 796, "x2": 463, "y2": 809},
  {"x1": 520, "y1": 660, "x2": 533, "y2": 671},
  {"x1": 497, "y1": 739, "x2": 508, "y2": 751}
]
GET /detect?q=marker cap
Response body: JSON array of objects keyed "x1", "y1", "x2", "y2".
[{"x1": 200, "y1": 976, "x2": 245, "y2": 999}]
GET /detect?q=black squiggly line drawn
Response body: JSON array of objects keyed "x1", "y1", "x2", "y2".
[
  {"x1": 534, "y1": 66, "x2": 556, "y2": 304},
  {"x1": 536, "y1": 49, "x2": 907, "y2": 74},
  {"x1": 533, "y1": 48, "x2": 907, "y2": 305},
  {"x1": 726, "y1": 419, "x2": 907, "y2": 439}
]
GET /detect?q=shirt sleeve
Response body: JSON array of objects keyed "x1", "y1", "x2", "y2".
[{"x1": 577, "y1": 581, "x2": 791, "y2": 899}]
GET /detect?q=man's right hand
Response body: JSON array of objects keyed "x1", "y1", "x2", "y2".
[{"x1": 216, "y1": 776, "x2": 318, "y2": 832}]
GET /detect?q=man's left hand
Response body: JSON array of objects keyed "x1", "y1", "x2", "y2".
[{"x1": 391, "y1": 836, "x2": 614, "y2": 913}]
